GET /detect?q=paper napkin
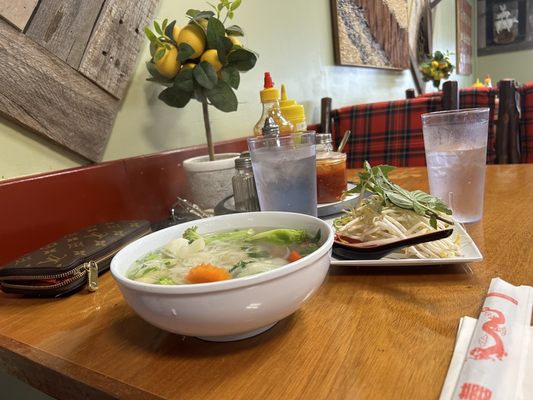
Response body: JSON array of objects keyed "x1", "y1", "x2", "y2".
[{"x1": 440, "y1": 278, "x2": 533, "y2": 400}]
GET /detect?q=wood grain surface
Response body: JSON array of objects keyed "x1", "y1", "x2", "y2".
[
  {"x1": 79, "y1": 0, "x2": 158, "y2": 99},
  {"x1": 25, "y1": 0, "x2": 105, "y2": 69},
  {"x1": 0, "y1": 0, "x2": 39, "y2": 31},
  {"x1": 0, "y1": 18, "x2": 118, "y2": 161},
  {"x1": 1, "y1": 165, "x2": 532, "y2": 400}
]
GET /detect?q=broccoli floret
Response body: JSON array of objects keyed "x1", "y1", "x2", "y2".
[
  {"x1": 182, "y1": 226, "x2": 202, "y2": 243},
  {"x1": 248, "y1": 229, "x2": 311, "y2": 245}
]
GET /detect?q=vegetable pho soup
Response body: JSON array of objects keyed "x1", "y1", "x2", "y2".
[{"x1": 127, "y1": 227, "x2": 322, "y2": 285}]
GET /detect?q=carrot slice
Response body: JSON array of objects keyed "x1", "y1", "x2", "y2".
[
  {"x1": 185, "y1": 263, "x2": 231, "y2": 284},
  {"x1": 287, "y1": 250, "x2": 302, "y2": 262}
]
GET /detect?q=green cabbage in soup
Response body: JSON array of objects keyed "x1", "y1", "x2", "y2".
[{"x1": 127, "y1": 227, "x2": 321, "y2": 285}]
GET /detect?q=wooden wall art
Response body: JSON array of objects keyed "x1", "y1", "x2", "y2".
[
  {"x1": 0, "y1": 0, "x2": 159, "y2": 162},
  {"x1": 330, "y1": 0, "x2": 410, "y2": 70},
  {"x1": 456, "y1": 0, "x2": 473, "y2": 74},
  {"x1": 408, "y1": 0, "x2": 433, "y2": 94},
  {"x1": 478, "y1": 0, "x2": 533, "y2": 56}
]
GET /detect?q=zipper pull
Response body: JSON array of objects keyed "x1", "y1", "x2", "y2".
[{"x1": 86, "y1": 261, "x2": 99, "y2": 292}]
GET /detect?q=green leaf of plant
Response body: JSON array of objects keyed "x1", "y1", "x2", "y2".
[
  {"x1": 161, "y1": 19, "x2": 168, "y2": 33},
  {"x1": 178, "y1": 43, "x2": 195, "y2": 63},
  {"x1": 429, "y1": 215, "x2": 437, "y2": 229},
  {"x1": 174, "y1": 68, "x2": 195, "y2": 92},
  {"x1": 206, "y1": 17, "x2": 226, "y2": 49},
  {"x1": 225, "y1": 25, "x2": 244, "y2": 36},
  {"x1": 228, "y1": 11, "x2": 234, "y2": 19},
  {"x1": 186, "y1": 9, "x2": 201, "y2": 18},
  {"x1": 190, "y1": 10, "x2": 215, "y2": 20},
  {"x1": 230, "y1": 0, "x2": 241, "y2": 11},
  {"x1": 154, "y1": 47, "x2": 165, "y2": 61},
  {"x1": 227, "y1": 48, "x2": 257, "y2": 71},
  {"x1": 154, "y1": 21, "x2": 163, "y2": 35},
  {"x1": 206, "y1": 81, "x2": 238, "y2": 112},
  {"x1": 145, "y1": 61, "x2": 174, "y2": 86},
  {"x1": 158, "y1": 87, "x2": 192, "y2": 108},
  {"x1": 144, "y1": 27, "x2": 158, "y2": 43},
  {"x1": 165, "y1": 20, "x2": 176, "y2": 39},
  {"x1": 219, "y1": 65, "x2": 240, "y2": 89},
  {"x1": 193, "y1": 61, "x2": 218, "y2": 89},
  {"x1": 215, "y1": 36, "x2": 232, "y2": 65}
]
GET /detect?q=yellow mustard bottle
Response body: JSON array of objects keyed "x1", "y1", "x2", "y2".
[
  {"x1": 280, "y1": 84, "x2": 307, "y2": 132},
  {"x1": 253, "y1": 73, "x2": 294, "y2": 137}
]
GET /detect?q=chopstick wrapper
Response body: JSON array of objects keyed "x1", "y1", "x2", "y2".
[{"x1": 440, "y1": 278, "x2": 533, "y2": 400}]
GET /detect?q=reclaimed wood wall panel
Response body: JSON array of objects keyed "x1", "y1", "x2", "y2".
[
  {"x1": 0, "y1": 0, "x2": 39, "y2": 31},
  {"x1": 25, "y1": 0, "x2": 105, "y2": 69},
  {"x1": 0, "y1": 18, "x2": 118, "y2": 161},
  {"x1": 0, "y1": 0, "x2": 159, "y2": 161},
  {"x1": 79, "y1": 0, "x2": 158, "y2": 99}
]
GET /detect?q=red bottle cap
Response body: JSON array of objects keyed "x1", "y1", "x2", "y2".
[{"x1": 263, "y1": 72, "x2": 274, "y2": 89}]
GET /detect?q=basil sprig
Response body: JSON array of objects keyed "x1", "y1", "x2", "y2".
[{"x1": 345, "y1": 161, "x2": 452, "y2": 229}]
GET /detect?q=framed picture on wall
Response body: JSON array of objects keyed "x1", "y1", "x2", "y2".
[
  {"x1": 330, "y1": 0, "x2": 409, "y2": 70},
  {"x1": 456, "y1": 0, "x2": 473, "y2": 74},
  {"x1": 478, "y1": 0, "x2": 533, "y2": 56}
]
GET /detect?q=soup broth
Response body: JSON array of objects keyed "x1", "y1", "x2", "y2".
[{"x1": 127, "y1": 227, "x2": 321, "y2": 285}]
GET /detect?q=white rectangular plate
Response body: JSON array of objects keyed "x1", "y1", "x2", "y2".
[{"x1": 322, "y1": 215, "x2": 483, "y2": 266}]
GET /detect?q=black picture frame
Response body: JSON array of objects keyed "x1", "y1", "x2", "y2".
[{"x1": 478, "y1": 0, "x2": 533, "y2": 56}]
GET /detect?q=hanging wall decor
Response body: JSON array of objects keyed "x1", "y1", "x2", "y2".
[
  {"x1": 330, "y1": 0, "x2": 410, "y2": 70},
  {"x1": 0, "y1": 0, "x2": 159, "y2": 161},
  {"x1": 456, "y1": 0, "x2": 473, "y2": 74},
  {"x1": 478, "y1": 0, "x2": 533, "y2": 56}
]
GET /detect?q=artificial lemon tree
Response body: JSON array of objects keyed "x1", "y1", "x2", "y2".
[{"x1": 145, "y1": 0, "x2": 258, "y2": 161}]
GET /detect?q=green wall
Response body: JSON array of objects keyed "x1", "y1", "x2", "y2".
[{"x1": 0, "y1": 0, "x2": 477, "y2": 180}]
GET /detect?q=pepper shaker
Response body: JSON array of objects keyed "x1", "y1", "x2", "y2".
[{"x1": 232, "y1": 152, "x2": 260, "y2": 212}]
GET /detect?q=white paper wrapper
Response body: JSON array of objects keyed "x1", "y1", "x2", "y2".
[{"x1": 441, "y1": 278, "x2": 533, "y2": 400}]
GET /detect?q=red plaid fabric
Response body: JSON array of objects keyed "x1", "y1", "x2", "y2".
[
  {"x1": 420, "y1": 91, "x2": 442, "y2": 97},
  {"x1": 329, "y1": 96, "x2": 443, "y2": 168},
  {"x1": 519, "y1": 82, "x2": 533, "y2": 163},
  {"x1": 459, "y1": 87, "x2": 498, "y2": 164}
]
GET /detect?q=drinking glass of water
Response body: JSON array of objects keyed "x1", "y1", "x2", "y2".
[
  {"x1": 247, "y1": 132, "x2": 317, "y2": 216},
  {"x1": 422, "y1": 108, "x2": 490, "y2": 223}
]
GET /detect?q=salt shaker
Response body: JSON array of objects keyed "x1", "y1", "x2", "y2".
[{"x1": 232, "y1": 152, "x2": 260, "y2": 212}]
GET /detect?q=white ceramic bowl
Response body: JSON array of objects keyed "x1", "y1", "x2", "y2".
[{"x1": 111, "y1": 212, "x2": 334, "y2": 341}]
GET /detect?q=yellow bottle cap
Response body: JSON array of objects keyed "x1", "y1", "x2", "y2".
[
  {"x1": 281, "y1": 104, "x2": 306, "y2": 122},
  {"x1": 260, "y1": 87, "x2": 279, "y2": 102},
  {"x1": 279, "y1": 84, "x2": 297, "y2": 108}
]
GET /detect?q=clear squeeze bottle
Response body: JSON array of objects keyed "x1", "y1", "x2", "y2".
[{"x1": 253, "y1": 72, "x2": 294, "y2": 137}]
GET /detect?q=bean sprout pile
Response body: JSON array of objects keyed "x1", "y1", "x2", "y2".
[{"x1": 333, "y1": 195, "x2": 461, "y2": 259}]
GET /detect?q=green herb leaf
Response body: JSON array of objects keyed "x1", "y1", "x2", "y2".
[
  {"x1": 186, "y1": 9, "x2": 201, "y2": 18},
  {"x1": 154, "y1": 47, "x2": 165, "y2": 61},
  {"x1": 193, "y1": 61, "x2": 218, "y2": 89},
  {"x1": 206, "y1": 80, "x2": 237, "y2": 112}
]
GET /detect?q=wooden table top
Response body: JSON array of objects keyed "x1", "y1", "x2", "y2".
[{"x1": 1, "y1": 164, "x2": 532, "y2": 400}]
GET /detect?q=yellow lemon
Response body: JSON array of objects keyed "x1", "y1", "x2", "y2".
[
  {"x1": 197, "y1": 18, "x2": 209, "y2": 30},
  {"x1": 181, "y1": 63, "x2": 196, "y2": 71},
  {"x1": 200, "y1": 49, "x2": 223, "y2": 72},
  {"x1": 431, "y1": 60, "x2": 439, "y2": 68},
  {"x1": 154, "y1": 46, "x2": 179, "y2": 79},
  {"x1": 227, "y1": 35, "x2": 241, "y2": 46},
  {"x1": 177, "y1": 24, "x2": 206, "y2": 59},
  {"x1": 172, "y1": 25, "x2": 181, "y2": 43}
]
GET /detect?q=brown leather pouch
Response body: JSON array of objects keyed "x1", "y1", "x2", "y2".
[{"x1": 0, "y1": 220, "x2": 151, "y2": 297}]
